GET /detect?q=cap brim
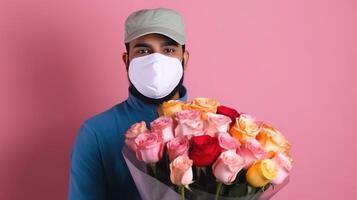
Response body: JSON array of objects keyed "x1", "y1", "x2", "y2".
[{"x1": 125, "y1": 26, "x2": 185, "y2": 45}]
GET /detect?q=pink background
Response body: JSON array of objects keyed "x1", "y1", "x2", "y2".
[{"x1": 0, "y1": 0, "x2": 356, "y2": 199}]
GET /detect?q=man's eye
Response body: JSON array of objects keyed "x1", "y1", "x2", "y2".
[
  {"x1": 137, "y1": 49, "x2": 150, "y2": 54},
  {"x1": 163, "y1": 48, "x2": 175, "y2": 54}
]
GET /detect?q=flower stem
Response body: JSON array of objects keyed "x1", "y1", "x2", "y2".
[
  {"x1": 149, "y1": 163, "x2": 157, "y2": 177},
  {"x1": 201, "y1": 167, "x2": 207, "y2": 175},
  {"x1": 196, "y1": 166, "x2": 201, "y2": 181},
  {"x1": 165, "y1": 154, "x2": 170, "y2": 173},
  {"x1": 180, "y1": 186, "x2": 185, "y2": 200},
  {"x1": 215, "y1": 182, "x2": 223, "y2": 200}
]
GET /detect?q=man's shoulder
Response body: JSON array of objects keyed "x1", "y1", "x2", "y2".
[{"x1": 82, "y1": 100, "x2": 128, "y2": 134}]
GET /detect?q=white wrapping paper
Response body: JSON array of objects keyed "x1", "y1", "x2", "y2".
[{"x1": 122, "y1": 146, "x2": 289, "y2": 200}]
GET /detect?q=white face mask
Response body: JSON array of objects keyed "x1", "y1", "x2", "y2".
[{"x1": 128, "y1": 53, "x2": 183, "y2": 99}]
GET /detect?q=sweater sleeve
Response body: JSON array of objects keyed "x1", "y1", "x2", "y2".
[{"x1": 68, "y1": 123, "x2": 106, "y2": 200}]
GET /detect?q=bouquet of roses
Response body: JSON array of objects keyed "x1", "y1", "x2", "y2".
[{"x1": 122, "y1": 98, "x2": 292, "y2": 200}]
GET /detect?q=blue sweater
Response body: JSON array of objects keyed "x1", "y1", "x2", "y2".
[{"x1": 68, "y1": 87, "x2": 188, "y2": 200}]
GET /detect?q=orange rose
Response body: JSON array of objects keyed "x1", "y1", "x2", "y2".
[
  {"x1": 183, "y1": 97, "x2": 220, "y2": 119},
  {"x1": 124, "y1": 121, "x2": 148, "y2": 151},
  {"x1": 229, "y1": 114, "x2": 262, "y2": 144},
  {"x1": 159, "y1": 100, "x2": 186, "y2": 118},
  {"x1": 256, "y1": 123, "x2": 291, "y2": 157},
  {"x1": 246, "y1": 159, "x2": 278, "y2": 187}
]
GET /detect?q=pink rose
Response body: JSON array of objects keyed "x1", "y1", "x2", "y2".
[
  {"x1": 212, "y1": 150, "x2": 245, "y2": 185},
  {"x1": 271, "y1": 152, "x2": 292, "y2": 185},
  {"x1": 217, "y1": 132, "x2": 241, "y2": 150},
  {"x1": 175, "y1": 110, "x2": 204, "y2": 139},
  {"x1": 239, "y1": 138, "x2": 267, "y2": 169},
  {"x1": 170, "y1": 155, "x2": 193, "y2": 186},
  {"x1": 150, "y1": 116, "x2": 175, "y2": 143},
  {"x1": 205, "y1": 112, "x2": 232, "y2": 137},
  {"x1": 125, "y1": 121, "x2": 148, "y2": 151},
  {"x1": 134, "y1": 132, "x2": 164, "y2": 164},
  {"x1": 166, "y1": 136, "x2": 190, "y2": 162}
]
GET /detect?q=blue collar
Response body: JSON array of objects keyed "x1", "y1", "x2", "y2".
[{"x1": 126, "y1": 86, "x2": 188, "y2": 114}]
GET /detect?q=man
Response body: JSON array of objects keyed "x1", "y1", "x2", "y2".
[{"x1": 68, "y1": 8, "x2": 189, "y2": 200}]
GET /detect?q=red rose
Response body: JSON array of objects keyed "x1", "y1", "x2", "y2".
[
  {"x1": 217, "y1": 105, "x2": 240, "y2": 126},
  {"x1": 189, "y1": 135, "x2": 222, "y2": 167}
]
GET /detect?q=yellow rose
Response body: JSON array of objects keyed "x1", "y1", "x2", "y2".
[
  {"x1": 256, "y1": 123, "x2": 291, "y2": 157},
  {"x1": 246, "y1": 159, "x2": 278, "y2": 187},
  {"x1": 159, "y1": 100, "x2": 186, "y2": 118},
  {"x1": 183, "y1": 97, "x2": 220, "y2": 119},
  {"x1": 229, "y1": 114, "x2": 262, "y2": 144}
]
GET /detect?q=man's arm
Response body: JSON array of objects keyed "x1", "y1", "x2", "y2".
[{"x1": 68, "y1": 123, "x2": 106, "y2": 200}]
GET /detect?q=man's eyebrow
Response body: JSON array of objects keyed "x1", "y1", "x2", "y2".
[
  {"x1": 161, "y1": 40, "x2": 179, "y2": 47},
  {"x1": 133, "y1": 43, "x2": 152, "y2": 48}
]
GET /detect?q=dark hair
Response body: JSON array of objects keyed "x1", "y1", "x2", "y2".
[{"x1": 125, "y1": 40, "x2": 185, "y2": 55}]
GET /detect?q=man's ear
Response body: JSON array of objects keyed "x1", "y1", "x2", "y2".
[
  {"x1": 122, "y1": 52, "x2": 129, "y2": 71},
  {"x1": 183, "y1": 50, "x2": 189, "y2": 70}
]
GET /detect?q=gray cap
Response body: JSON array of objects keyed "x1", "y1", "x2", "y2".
[{"x1": 124, "y1": 8, "x2": 186, "y2": 45}]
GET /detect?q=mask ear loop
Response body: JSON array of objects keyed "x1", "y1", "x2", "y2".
[
  {"x1": 125, "y1": 54, "x2": 130, "y2": 71},
  {"x1": 181, "y1": 57, "x2": 185, "y2": 69}
]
